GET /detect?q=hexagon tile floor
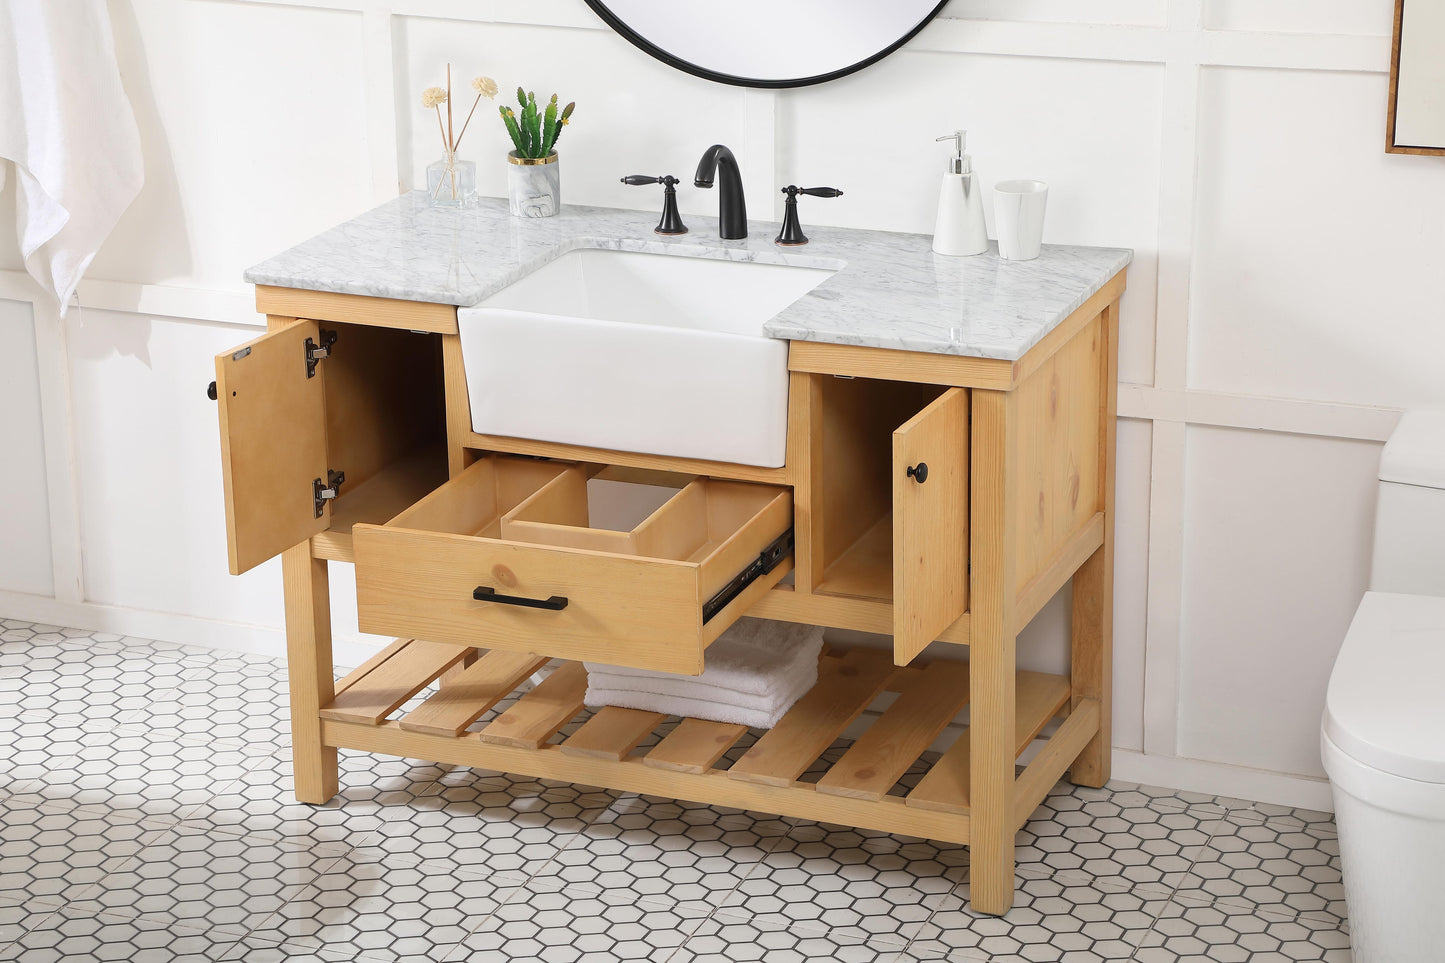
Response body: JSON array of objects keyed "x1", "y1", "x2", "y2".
[{"x1": 0, "y1": 620, "x2": 1352, "y2": 962}]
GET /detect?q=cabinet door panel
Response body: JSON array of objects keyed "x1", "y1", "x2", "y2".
[
  {"x1": 215, "y1": 320, "x2": 329, "y2": 575},
  {"x1": 893, "y1": 387, "x2": 969, "y2": 664}
]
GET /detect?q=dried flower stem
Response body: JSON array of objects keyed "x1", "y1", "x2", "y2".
[
  {"x1": 446, "y1": 64, "x2": 454, "y2": 153},
  {"x1": 454, "y1": 93, "x2": 483, "y2": 151}
]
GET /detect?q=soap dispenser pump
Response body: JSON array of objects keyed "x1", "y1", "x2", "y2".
[{"x1": 932, "y1": 131, "x2": 989, "y2": 257}]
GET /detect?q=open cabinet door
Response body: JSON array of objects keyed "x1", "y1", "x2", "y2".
[
  {"x1": 893, "y1": 387, "x2": 969, "y2": 664},
  {"x1": 215, "y1": 320, "x2": 330, "y2": 575}
]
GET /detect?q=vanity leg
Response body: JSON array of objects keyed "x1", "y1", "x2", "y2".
[
  {"x1": 969, "y1": 388, "x2": 1019, "y2": 916},
  {"x1": 1070, "y1": 300, "x2": 1118, "y2": 789},
  {"x1": 282, "y1": 542, "x2": 339, "y2": 804}
]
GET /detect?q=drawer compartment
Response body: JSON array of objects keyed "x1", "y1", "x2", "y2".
[{"x1": 353, "y1": 456, "x2": 794, "y2": 673}]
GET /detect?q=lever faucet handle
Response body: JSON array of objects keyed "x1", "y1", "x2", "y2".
[
  {"x1": 776, "y1": 185, "x2": 844, "y2": 246},
  {"x1": 621, "y1": 174, "x2": 687, "y2": 235}
]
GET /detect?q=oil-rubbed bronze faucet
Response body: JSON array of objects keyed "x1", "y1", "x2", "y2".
[{"x1": 694, "y1": 144, "x2": 747, "y2": 240}]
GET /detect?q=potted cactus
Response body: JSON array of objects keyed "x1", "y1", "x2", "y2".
[{"x1": 500, "y1": 88, "x2": 575, "y2": 217}]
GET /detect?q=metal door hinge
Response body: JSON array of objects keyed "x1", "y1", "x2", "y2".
[
  {"x1": 312, "y1": 469, "x2": 345, "y2": 517},
  {"x1": 305, "y1": 329, "x2": 337, "y2": 378}
]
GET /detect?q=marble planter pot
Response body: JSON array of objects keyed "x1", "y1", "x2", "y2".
[{"x1": 507, "y1": 151, "x2": 560, "y2": 217}]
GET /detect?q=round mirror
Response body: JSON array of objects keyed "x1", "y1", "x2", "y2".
[{"x1": 583, "y1": 0, "x2": 949, "y2": 89}]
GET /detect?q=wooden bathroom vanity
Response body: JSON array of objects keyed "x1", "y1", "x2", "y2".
[{"x1": 214, "y1": 198, "x2": 1126, "y2": 915}]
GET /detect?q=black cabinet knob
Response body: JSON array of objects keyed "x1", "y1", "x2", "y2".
[
  {"x1": 207, "y1": 381, "x2": 217, "y2": 401},
  {"x1": 907, "y1": 463, "x2": 928, "y2": 484}
]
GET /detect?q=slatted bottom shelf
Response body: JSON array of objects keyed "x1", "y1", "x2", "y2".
[{"x1": 318, "y1": 639, "x2": 1096, "y2": 844}]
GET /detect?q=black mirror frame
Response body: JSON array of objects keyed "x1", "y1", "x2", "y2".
[{"x1": 581, "y1": 0, "x2": 950, "y2": 89}]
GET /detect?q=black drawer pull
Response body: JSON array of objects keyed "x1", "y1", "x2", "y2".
[
  {"x1": 907, "y1": 462, "x2": 928, "y2": 484},
  {"x1": 472, "y1": 587, "x2": 568, "y2": 610}
]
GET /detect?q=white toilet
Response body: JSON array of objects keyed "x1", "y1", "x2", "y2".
[{"x1": 1322, "y1": 409, "x2": 1445, "y2": 963}]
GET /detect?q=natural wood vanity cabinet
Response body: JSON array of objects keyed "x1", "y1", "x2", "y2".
[{"x1": 212, "y1": 268, "x2": 1124, "y2": 915}]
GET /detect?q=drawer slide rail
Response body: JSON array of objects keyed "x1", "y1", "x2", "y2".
[{"x1": 702, "y1": 528, "x2": 795, "y2": 624}]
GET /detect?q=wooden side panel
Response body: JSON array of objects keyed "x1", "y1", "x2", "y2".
[
  {"x1": 216, "y1": 320, "x2": 328, "y2": 575},
  {"x1": 1013, "y1": 314, "x2": 1102, "y2": 592},
  {"x1": 1070, "y1": 295, "x2": 1120, "y2": 788},
  {"x1": 893, "y1": 388, "x2": 969, "y2": 664}
]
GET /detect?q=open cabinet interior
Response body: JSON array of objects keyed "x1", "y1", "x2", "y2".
[
  {"x1": 321, "y1": 322, "x2": 449, "y2": 537},
  {"x1": 812, "y1": 375, "x2": 949, "y2": 602}
]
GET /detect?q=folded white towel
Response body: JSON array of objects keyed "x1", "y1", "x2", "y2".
[
  {"x1": 585, "y1": 668, "x2": 812, "y2": 715},
  {"x1": 586, "y1": 669, "x2": 815, "y2": 729},
  {"x1": 0, "y1": 0, "x2": 144, "y2": 315},
  {"x1": 584, "y1": 618, "x2": 823, "y2": 698},
  {"x1": 583, "y1": 617, "x2": 823, "y2": 727}
]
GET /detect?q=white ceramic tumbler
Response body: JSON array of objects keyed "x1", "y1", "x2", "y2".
[{"x1": 994, "y1": 180, "x2": 1048, "y2": 260}]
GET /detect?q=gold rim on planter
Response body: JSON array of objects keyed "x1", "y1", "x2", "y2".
[{"x1": 507, "y1": 151, "x2": 558, "y2": 166}]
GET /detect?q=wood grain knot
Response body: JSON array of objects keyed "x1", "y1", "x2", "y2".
[
  {"x1": 491, "y1": 564, "x2": 517, "y2": 587},
  {"x1": 854, "y1": 768, "x2": 876, "y2": 780}
]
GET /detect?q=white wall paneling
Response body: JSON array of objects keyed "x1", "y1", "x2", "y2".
[
  {"x1": 0, "y1": 299, "x2": 54, "y2": 597},
  {"x1": 1, "y1": 0, "x2": 1435, "y2": 809}
]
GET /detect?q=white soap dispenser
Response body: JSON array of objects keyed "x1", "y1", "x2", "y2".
[{"x1": 932, "y1": 131, "x2": 989, "y2": 257}]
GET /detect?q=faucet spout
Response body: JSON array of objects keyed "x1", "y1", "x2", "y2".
[{"x1": 694, "y1": 144, "x2": 747, "y2": 240}]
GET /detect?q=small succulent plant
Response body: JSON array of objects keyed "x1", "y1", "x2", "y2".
[{"x1": 500, "y1": 89, "x2": 575, "y2": 159}]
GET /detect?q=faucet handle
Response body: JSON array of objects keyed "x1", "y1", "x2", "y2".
[
  {"x1": 621, "y1": 174, "x2": 687, "y2": 235},
  {"x1": 776, "y1": 185, "x2": 843, "y2": 246}
]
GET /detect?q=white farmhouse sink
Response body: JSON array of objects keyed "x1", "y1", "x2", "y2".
[{"x1": 458, "y1": 248, "x2": 835, "y2": 468}]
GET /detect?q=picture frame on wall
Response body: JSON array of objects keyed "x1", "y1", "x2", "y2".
[{"x1": 1387, "y1": 0, "x2": 1445, "y2": 154}]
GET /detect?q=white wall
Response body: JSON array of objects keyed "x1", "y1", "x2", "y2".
[{"x1": 1, "y1": 0, "x2": 1436, "y2": 808}]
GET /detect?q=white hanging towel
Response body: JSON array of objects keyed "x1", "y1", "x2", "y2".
[{"x1": 0, "y1": 0, "x2": 143, "y2": 315}]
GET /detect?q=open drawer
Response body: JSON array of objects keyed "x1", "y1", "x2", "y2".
[{"x1": 352, "y1": 456, "x2": 794, "y2": 673}]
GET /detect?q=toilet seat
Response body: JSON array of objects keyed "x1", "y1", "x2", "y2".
[{"x1": 1324, "y1": 592, "x2": 1445, "y2": 786}]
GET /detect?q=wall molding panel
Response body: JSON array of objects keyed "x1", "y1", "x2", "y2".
[{"x1": 0, "y1": 0, "x2": 1422, "y2": 811}]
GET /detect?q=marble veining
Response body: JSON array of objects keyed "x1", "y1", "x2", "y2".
[{"x1": 244, "y1": 191, "x2": 1131, "y2": 360}]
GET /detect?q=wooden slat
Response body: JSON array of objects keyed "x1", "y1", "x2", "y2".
[
  {"x1": 255, "y1": 284, "x2": 459, "y2": 334},
  {"x1": 466, "y1": 431, "x2": 791, "y2": 486},
  {"x1": 1013, "y1": 699, "x2": 1101, "y2": 828},
  {"x1": 319, "y1": 640, "x2": 469, "y2": 726},
  {"x1": 1014, "y1": 513, "x2": 1105, "y2": 633},
  {"x1": 643, "y1": 718, "x2": 749, "y2": 774},
  {"x1": 817, "y1": 660, "x2": 971, "y2": 801},
  {"x1": 728, "y1": 648, "x2": 893, "y2": 787},
  {"x1": 325, "y1": 716, "x2": 973, "y2": 845},
  {"x1": 478, "y1": 662, "x2": 588, "y2": 749},
  {"x1": 399, "y1": 650, "x2": 548, "y2": 737},
  {"x1": 561, "y1": 706, "x2": 668, "y2": 761},
  {"x1": 334, "y1": 638, "x2": 413, "y2": 696},
  {"x1": 906, "y1": 671, "x2": 1071, "y2": 815}
]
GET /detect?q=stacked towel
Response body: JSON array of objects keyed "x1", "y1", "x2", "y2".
[{"x1": 584, "y1": 618, "x2": 824, "y2": 729}]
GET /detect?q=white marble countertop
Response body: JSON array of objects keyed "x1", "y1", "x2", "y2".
[{"x1": 245, "y1": 192, "x2": 1131, "y2": 361}]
